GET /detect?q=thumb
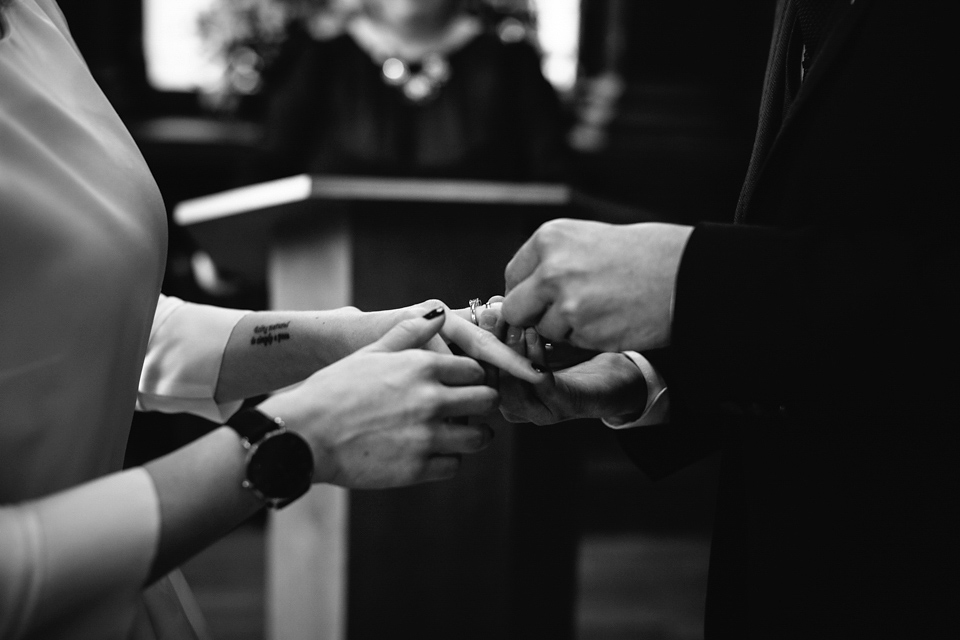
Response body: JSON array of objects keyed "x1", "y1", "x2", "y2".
[{"x1": 364, "y1": 306, "x2": 446, "y2": 353}]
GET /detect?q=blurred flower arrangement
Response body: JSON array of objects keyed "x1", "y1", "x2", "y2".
[
  {"x1": 196, "y1": 0, "x2": 330, "y2": 111},
  {"x1": 196, "y1": 0, "x2": 537, "y2": 112}
]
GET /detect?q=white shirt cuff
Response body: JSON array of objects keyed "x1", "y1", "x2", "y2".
[
  {"x1": 602, "y1": 351, "x2": 670, "y2": 429},
  {"x1": 137, "y1": 295, "x2": 248, "y2": 423}
]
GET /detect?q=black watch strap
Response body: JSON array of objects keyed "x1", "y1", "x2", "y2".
[{"x1": 229, "y1": 408, "x2": 283, "y2": 444}]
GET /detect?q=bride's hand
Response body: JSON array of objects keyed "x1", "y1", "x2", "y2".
[
  {"x1": 474, "y1": 298, "x2": 647, "y2": 425},
  {"x1": 343, "y1": 299, "x2": 547, "y2": 384},
  {"x1": 438, "y1": 300, "x2": 545, "y2": 385}
]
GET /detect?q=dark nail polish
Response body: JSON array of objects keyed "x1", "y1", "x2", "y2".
[{"x1": 423, "y1": 307, "x2": 445, "y2": 320}]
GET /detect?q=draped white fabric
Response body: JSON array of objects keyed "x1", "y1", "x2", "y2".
[{"x1": 1, "y1": 2, "x2": 245, "y2": 637}]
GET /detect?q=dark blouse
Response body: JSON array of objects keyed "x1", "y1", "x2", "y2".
[{"x1": 259, "y1": 30, "x2": 569, "y2": 181}]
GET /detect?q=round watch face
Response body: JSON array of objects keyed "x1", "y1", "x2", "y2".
[{"x1": 246, "y1": 430, "x2": 314, "y2": 501}]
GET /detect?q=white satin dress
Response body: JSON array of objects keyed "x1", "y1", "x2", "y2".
[{"x1": 1, "y1": 2, "x2": 247, "y2": 638}]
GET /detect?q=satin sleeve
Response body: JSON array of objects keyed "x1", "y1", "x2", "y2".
[
  {"x1": 0, "y1": 469, "x2": 160, "y2": 640},
  {"x1": 137, "y1": 295, "x2": 248, "y2": 423}
]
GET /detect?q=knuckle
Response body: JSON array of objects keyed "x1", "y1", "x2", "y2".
[
  {"x1": 392, "y1": 317, "x2": 421, "y2": 338},
  {"x1": 400, "y1": 425, "x2": 432, "y2": 456},
  {"x1": 425, "y1": 354, "x2": 450, "y2": 379},
  {"x1": 540, "y1": 218, "x2": 565, "y2": 238},
  {"x1": 421, "y1": 298, "x2": 445, "y2": 311},
  {"x1": 455, "y1": 426, "x2": 481, "y2": 451},
  {"x1": 481, "y1": 388, "x2": 500, "y2": 412},
  {"x1": 416, "y1": 385, "x2": 443, "y2": 412},
  {"x1": 473, "y1": 426, "x2": 493, "y2": 447},
  {"x1": 410, "y1": 299, "x2": 445, "y2": 319},
  {"x1": 472, "y1": 326, "x2": 495, "y2": 345},
  {"x1": 407, "y1": 349, "x2": 435, "y2": 369},
  {"x1": 500, "y1": 409, "x2": 528, "y2": 424},
  {"x1": 414, "y1": 424, "x2": 436, "y2": 448},
  {"x1": 463, "y1": 362, "x2": 486, "y2": 385},
  {"x1": 558, "y1": 297, "x2": 580, "y2": 320},
  {"x1": 541, "y1": 218, "x2": 574, "y2": 241},
  {"x1": 398, "y1": 307, "x2": 420, "y2": 321},
  {"x1": 473, "y1": 329, "x2": 503, "y2": 353},
  {"x1": 538, "y1": 260, "x2": 567, "y2": 288}
]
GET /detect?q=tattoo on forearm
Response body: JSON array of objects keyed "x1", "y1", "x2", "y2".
[{"x1": 250, "y1": 321, "x2": 291, "y2": 347}]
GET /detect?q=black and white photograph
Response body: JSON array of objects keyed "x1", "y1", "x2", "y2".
[{"x1": 2, "y1": 1, "x2": 957, "y2": 638}]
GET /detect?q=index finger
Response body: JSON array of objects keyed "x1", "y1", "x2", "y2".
[
  {"x1": 424, "y1": 333, "x2": 453, "y2": 355},
  {"x1": 504, "y1": 233, "x2": 543, "y2": 294},
  {"x1": 441, "y1": 312, "x2": 546, "y2": 384},
  {"x1": 500, "y1": 273, "x2": 552, "y2": 329}
]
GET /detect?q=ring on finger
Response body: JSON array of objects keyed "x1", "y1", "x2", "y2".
[{"x1": 468, "y1": 298, "x2": 482, "y2": 325}]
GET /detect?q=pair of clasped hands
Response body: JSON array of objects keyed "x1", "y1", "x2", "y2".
[{"x1": 257, "y1": 219, "x2": 690, "y2": 492}]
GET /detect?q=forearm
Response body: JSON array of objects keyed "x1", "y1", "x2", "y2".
[
  {"x1": 143, "y1": 426, "x2": 264, "y2": 582},
  {"x1": 1, "y1": 470, "x2": 160, "y2": 638},
  {"x1": 214, "y1": 307, "x2": 406, "y2": 403},
  {"x1": 215, "y1": 305, "x2": 487, "y2": 403},
  {"x1": 0, "y1": 428, "x2": 267, "y2": 638}
]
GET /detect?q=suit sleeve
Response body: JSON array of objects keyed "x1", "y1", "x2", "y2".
[
  {"x1": 668, "y1": 221, "x2": 959, "y2": 410},
  {"x1": 615, "y1": 348, "x2": 728, "y2": 481},
  {"x1": 618, "y1": 215, "x2": 960, "y2": 480}
]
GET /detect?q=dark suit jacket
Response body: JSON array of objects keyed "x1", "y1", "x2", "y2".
[{"x1": 619, "y1": 2, "x2": 960, "y2": 637}]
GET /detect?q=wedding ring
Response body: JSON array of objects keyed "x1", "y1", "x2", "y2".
[{"x1": 468, "y1": 298, "x2": 482, "y2": 325}]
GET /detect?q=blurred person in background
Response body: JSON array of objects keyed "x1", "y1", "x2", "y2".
[{"x1": 255, "y1": 0, "x2": 569, "y2": 180}]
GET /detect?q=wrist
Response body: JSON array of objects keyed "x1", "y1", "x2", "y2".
[
  {"x1": 609, "y1": 353, "x2": 648, "y2": 417},
  {"x1": 338, "y1": 307, "x2": 406, "y2": 357},
  {"x1": 602, "y1": 352, "x2": 670, "y2": 429},
  {"x1": 256, "y1": 395, "x2": 338, "y2": 485},
  {"x1": 232, "y1": 407, "x2": 315, "y2": 506},
  {"x1": 300, "y1": 307, "x2": 371, "y2": 367}
]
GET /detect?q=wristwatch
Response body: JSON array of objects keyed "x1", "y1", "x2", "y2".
[{"x1": 228, "y1": 408, "x2": 314, "y2": 509}]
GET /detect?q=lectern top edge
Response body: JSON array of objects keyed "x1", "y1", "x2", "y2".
[{"x1": 173, "y1": 174, "x2": 571, "y2": 227}]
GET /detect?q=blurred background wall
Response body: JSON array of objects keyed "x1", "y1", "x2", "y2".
[{"x1": 53, "y1": 1, "x2": 774, "y2": 638}]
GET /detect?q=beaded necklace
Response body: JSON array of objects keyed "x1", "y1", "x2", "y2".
[{"x1": 346, "y1": 14, "x2": 481, "y2": 104}]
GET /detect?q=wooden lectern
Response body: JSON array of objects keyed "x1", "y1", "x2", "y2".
[{"x1": 174, "y1": 175, "x2": 580, "y2": 640}]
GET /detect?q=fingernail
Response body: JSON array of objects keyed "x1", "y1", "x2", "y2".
[
  {"x1": 423, "y1": 307, "x2": 445, "y2": 320},
  {"x1": 507, "y1": 326, "x2": 523, "y2": 344},
  {"x1": 532, "y1": 363, "x2": 545, "y2": 373},
  {"x1": 524, "y1": 327, "x2": 539, "y2": 348}
]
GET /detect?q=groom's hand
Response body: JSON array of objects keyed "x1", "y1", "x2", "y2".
[
  {"x1": 477, "y1": 302, "x2": 647, "y2": 425},
  {"x1": 502, "y1": 219, "x2": 693, "y2": 353}
]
